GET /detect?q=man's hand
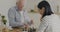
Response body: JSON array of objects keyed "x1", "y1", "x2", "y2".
[
  {"x1": 31, "y1": 20, "x2": 33, "y2": 24},
  {"x1": 27, "y1": 20, "x2": 34, "y2": 25},
  {"x1": 24, "y1": 24, "x2": 29, "y2": 31}
]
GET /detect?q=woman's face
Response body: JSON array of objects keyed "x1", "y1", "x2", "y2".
[{"x1": 38, "y1": 7, "x2": 45, "y2": 15}]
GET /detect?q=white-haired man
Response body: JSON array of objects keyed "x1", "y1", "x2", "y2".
[{"x1": 8, "y1": 0, "x2": 33, "y2": 32}]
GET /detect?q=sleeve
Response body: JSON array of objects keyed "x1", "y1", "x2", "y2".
[
  {"x1": 24, "y1": 11, "x2": 32, "y2": 25},
  {"x1": 38, "y1": 18, "x2": 48, "y2": 32},
  {"x1": 8, "y1": 8, "x2": 24, "y2": 27}
]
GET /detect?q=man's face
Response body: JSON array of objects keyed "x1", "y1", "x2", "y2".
[{"x1": 17, "y1": 0, "x2": 25, "y2": 10}]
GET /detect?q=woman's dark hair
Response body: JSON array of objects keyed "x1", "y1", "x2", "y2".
[{"x1": 38, "y1": 1, "x2": 53, "y2": 18}]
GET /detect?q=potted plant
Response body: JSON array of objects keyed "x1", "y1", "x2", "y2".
[
  {"x1": 1, "y1": 16, "x2": 8, "y2": 32},
  {"x1": 1, "y1": 16, "x2": 7, "y2": 25}
]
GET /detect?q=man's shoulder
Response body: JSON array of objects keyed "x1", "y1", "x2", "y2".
[
  {"x1": 9, "y1": 6, "x2": 16, "y2": 10},
  {"x1": 8, "y1": 6, "x2": 17, "y2": 12},
  {"x1": 8, "y1": 6, "x2": 17, "y2": 14}
]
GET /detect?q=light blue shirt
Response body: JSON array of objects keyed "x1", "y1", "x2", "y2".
[{"x1": 8, "y1": 6, "x2": 31, "y2": 27}]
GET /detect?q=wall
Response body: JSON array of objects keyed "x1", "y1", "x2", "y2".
[
  {"x1": 46, "y1": 0, "x2": 60, "y2": 13},
  {"x1": 0, "y1": 0, "x2": 17, "y2": 27}
]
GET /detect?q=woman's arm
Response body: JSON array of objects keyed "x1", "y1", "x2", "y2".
[{"x1": 38, "y1": 18, "x2": 48, "y2": 32}]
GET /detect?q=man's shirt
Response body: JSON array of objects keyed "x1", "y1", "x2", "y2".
[{"x1": 8, "y1": 6, "x2": 31, "y2": 27}]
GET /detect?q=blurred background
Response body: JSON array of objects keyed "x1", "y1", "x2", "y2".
[{"x1": 0, "y1": 0, "x2": 60, "y2": 32}]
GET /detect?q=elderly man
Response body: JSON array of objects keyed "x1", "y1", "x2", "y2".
[{"x1": 8, "y1": 0, "x2": 33, "y2": 32}]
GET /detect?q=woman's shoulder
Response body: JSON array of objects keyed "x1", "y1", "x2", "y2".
[
  {"x1": 41, "y1": 14, "x2": 59, "y2": 25},
  {"x1": 42, "y1": 14, "x2": 59, "y2": 21}
]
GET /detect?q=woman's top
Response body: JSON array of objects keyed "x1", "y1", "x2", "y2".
[{"x1": 38, "y1": 14, "x2": 60, "y2": 32}]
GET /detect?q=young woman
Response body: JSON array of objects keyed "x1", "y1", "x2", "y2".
[{"x1": 37, "y1": 1, "x2": 60, "y2": 32}]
